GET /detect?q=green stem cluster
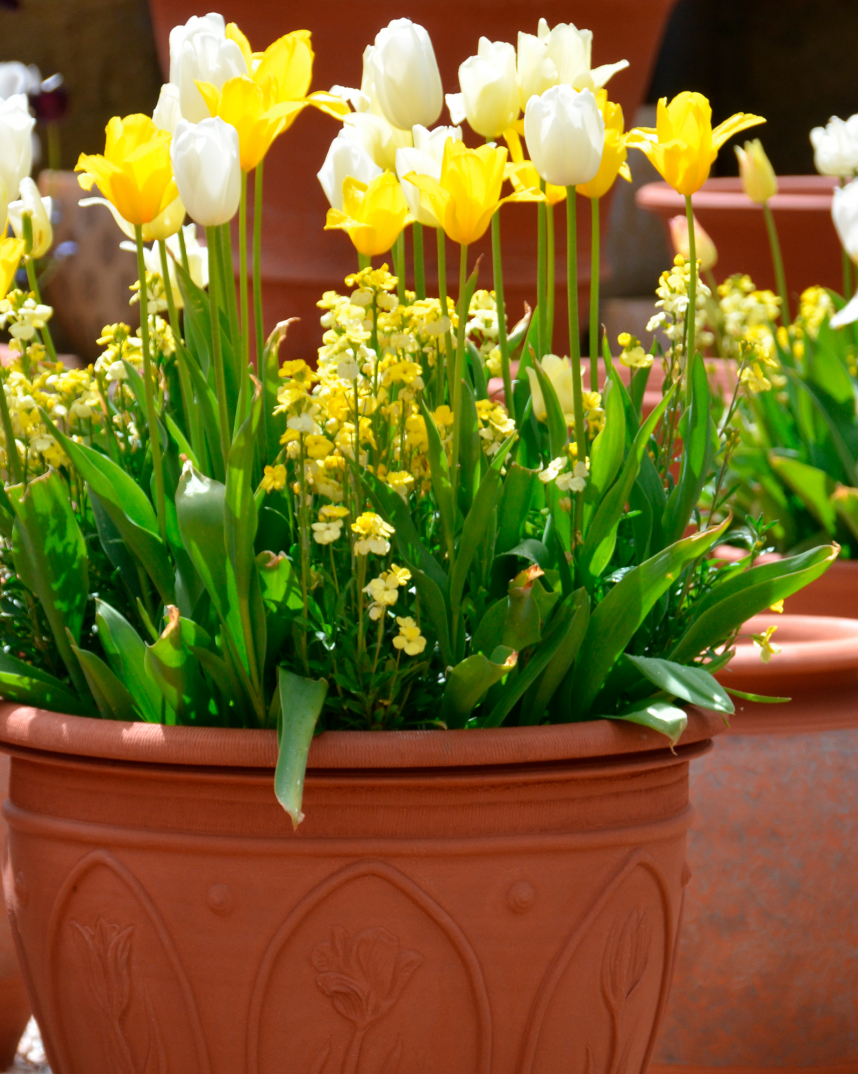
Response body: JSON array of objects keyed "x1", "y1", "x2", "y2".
[
  {"x1": 684, "y1": 194, "x2": 698, "y2": 397},
  {"x1": 491, "y1": 211, "x2": 513, "y2": 420},
  {"x1": 134, "y1": 224, "x2": 167, "y2": 542}
]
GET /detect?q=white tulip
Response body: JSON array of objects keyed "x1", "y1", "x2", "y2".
[
  {"x1": 152, "y1": 83, "x2": 182, "y2": 136},
  {"x1": 342, "y1": 112, "x2": 411, "y2": 172},
  {"x1": 831, "y1": 291, "x2": 858, "y2": 330},
  {"x1": 168, "y1": 14, "x2": 247, "y2": 124},
  {"x1": 120, "y1": 224, "x2": 208, "y2": 309},
  {"x1": 524, "y1": 85, "x2": 604, "y2": 188},
  {"x1": 171, "y1": 117, "x2": 241, "y2": 227},
  {"x1": 8, "y1": 178, "x2": 52, "y2": 257},
  {"x1": 447, "y1": 38, "x2": 519, "y2": 140},
  {"x1": 810, "y1": 115, "x2": 858, "y2": 180},
  {"x1": 517, "y1": 18, "x2": 628, "y2": 109},
  {"x1": 832, "y1": 180, "x2": 858, "y2": 263},
  {"x1": 318, "y1": 130, "x2": 383, "y2": 211},
  {"x1": 395, "y1": 124, "x2": 461, "y2": 227},
  {"x1": 168, "y1": 13, "x2": 227, "y2": 85},
  {"x1": 0, "y1": 95, "x2": 34, "y2": 202},
  {"x1": 0, "y1": 62, "x2": 40, "y2": 101},
  {"x1": 367, "y1": 19, "x2": 443, "y2": 132}
]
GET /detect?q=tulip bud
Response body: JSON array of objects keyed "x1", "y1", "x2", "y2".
[
  {"x1": 517, "y1": 19, "x2": 628, "y2": 110},
  {"x1": 449, "y1": 38, "x2": 519, "y2": 140},
  {"x1": 669, "y1": 214, "x2": 718, "y2": 271},
  {"x1": 832, "y1": 179, "x2": 858, "y2": 264},
  {"x1": 735, "y1": 139, "x2": 778, "y2": 204},
  {"x1": 171, "y1": 117, "x2": 241, "y2": 227},
  {"x1": 8, "y1": 178, "x2": 53, "y2": 258},
  {"x1": 169, "y1": 14, "x2": 247, "y2": 124},
  {"x1": 0, "y1": 95, "x2": 34, "y2": 204},
  {"x1": 152, "y1": 83, "x2": 182, "y2": 136},
  {"x1": 168, "y1": 13, "x2": 228, "y2": 85},
  {"x1": 810, "y1": 115, "x2": 858, "y2": 180},
  {"x1": 367, "y1": 19, "x2": 443, "y2": 132},
  {"x1": 524, "y1": 85, "x2": 604, "y2": 188},
  {"x1": 318, "y1": 130, "x2": 383, "y2": 212}
]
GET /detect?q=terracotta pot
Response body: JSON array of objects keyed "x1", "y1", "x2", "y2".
[
  {"x1": 146, "y1": 0, "x2": 678, "y2": 358},
  {"x1": 0, "y1": 702, "x2": 721, "y2": 1074},
  {"x1": 713, "y1": 545, "x2": 858, "y2": 618},
  {"x1": 636, "y1": 177, "x2": 842, "y2": 300},
  {"x1": 653, "y1": 614, "x2": 858, "y2": 1073},
  {"x1": 0, "y1": 753, "x2": 30, "y2": 1070}
]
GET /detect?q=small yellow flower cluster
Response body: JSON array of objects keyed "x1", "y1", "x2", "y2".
[
  {"x1": 364, "y1": 563, "x2": 411, "y2": 619},
  {"x1": 716, "y1": 275, "x2": 780, "y2": 361},
  {"x1": 393, "y1": 616, "x2": 426, "y2": 656},
  {"x1": 617, "y1": 332, "x2": 653, "y2": 371},
  {"x1": 351, "y1": 511, "x2": 395, "y2": 555},
  {"x1": 647, "y1": 255, "x2": 714, "y2": 359},
  {"x1": 0, "y1": 291, "x2": 53, "y2": 345},
  {"x1": 796, "y1": 286, "x2": 835, "y2": 341}
]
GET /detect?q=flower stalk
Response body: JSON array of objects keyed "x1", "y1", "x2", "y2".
[
  {"x1": 205, "y1": 225, "x2": 232, "y2": 468},
  {"x1": 762, "y1": 202, "x2": 790, "y2": 323},
  {"x1": 134, "y1": 224, "x2": 167, "y2": 543}
]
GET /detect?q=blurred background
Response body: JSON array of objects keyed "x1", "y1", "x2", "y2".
[{"x1": 1, "y1": 0, "x2": 857, "y2": 360}]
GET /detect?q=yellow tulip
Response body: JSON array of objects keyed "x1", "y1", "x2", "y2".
[
  {"x1": 406, "y1": 138, "x2": 542, "y2": 247},
  {"x1": 75, "y1": 114, "x2": 178, "y2": 226},
  {"x1": 577, "y1": 95, "x2": 632, "y2": 200},
  {"x1": 0, "y1": 236, "x2": 24, "y2": 298},
  {"x1": 735, "y1": 138, "x2": 778, "y2": 204},
  {"x1": 196, "y1": 76, "x2": 289, "y2": 172},
  {"x1": 628, "y1": 93, "x2": 765, "y2": 197},
  {"x1": 504, "y1": 127, "x2": 566, "y2": 205},
  {"x1": 325, "y1": 172, "x2": 413, "y2": 257},
  {"x1": 255, "y1": 31, "x2": 348, "y2": 132}
]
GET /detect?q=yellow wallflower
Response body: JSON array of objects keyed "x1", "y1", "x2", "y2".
[
  {"x1": 740, "y1": 362, "x2": 772, "y2": 394},
  {"x1": 260, "y1": 464, "x2": 287, "y2": 492},
  {"x1": 325, "y1": 173, "x2": 413, "y2": 257},
  {"x1": 577, "y1": 95, "x2": 632, "y2": 200},
  {"x1": 305, "y1": 433, "x2": 334, "y2": 460},
  {"x1": 752, "y1": 625, "x2": 781, "y2": 663},
  {"x1": 76, "y1": 115, "x2": 178, "y2": 226},
  {"x1": 393, "y1": 616, "x2": 426, "y2": 656},
  {"x1": 351, "y1": 511, "x2": 395, "y2": 555},
  {"x1": 628, "y1": 93, "x2": 765, "y2": 196},
  {"x1": 0, "y1": 238, "x2": 25, "y2": 299},
  {"x1": 406, "y1": 139, "x2": 541, "y2": 247}
]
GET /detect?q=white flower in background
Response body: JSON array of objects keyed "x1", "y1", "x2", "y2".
[
  {"x1": 119, "y1": 224, "x2": 208, "y2": 310},
  {"x1": 318, "y1": 129, "x2": 383, "y2": 211},
  {"x1": 395, "y1": 123, "x2": 462, "y2": 227},
  {"x1": 8, "y1": 177, "x2": 52, "y2": 257},
  {"x1": 152, "y1": 83, "x2": 182, "y2": 136},
  {"x1": 341, "y1": 112, "x2": 411, "y2": 172},
  {"x1": 366, "y1": 19, "x2": 443, "y2": 132},
  {"x1": 832, "y1": 179, "x2": 858, "y2": 262},
  {"x1": 0, "y1": 62, "x2": 40, "y2": 100},
  {"x1": 168, "y1": 13, "x2": 247, "y2": 124},
  {"x1": 810, "y1": 115, "x2": 858, "y2": 179},
  {"x1": 447, "y1": 38, "x2": 519, "y2": 139},
  {"x1": 524, "y1": 85, "x2": 604, "y2": 188},
  {"x1": 517, "y1": 18, "x2": 628, "y2": 109},
  {"x1": 171, "y1": 117, "x2": 241, "y2": 227},
  {"x1": 0, "y1": 95, "x2": 34, "y2": 202}
]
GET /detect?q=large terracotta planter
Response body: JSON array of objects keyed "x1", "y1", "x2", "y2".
[
  {"x1": 0, "y1": 753, "x2": 30, "y2": 1070},
  {"x1": 653, "y1": 614, "x2": 858, "y2": 1073},
  {"x1": 714, "y1": 545, "x2": 858, "y2": 618},
  {"x1": 0, "y1": 702, "x2": 721, "y2": 1073},
  {"x1": 637, "y1": 177, "x2": 842, "y2": 300},
  {"x1": 147, "y1": 0, "x2": 678, "y2": 357}
]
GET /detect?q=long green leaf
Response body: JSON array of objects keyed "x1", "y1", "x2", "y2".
[
  {"x1": 520, "y1": 586, "x2": 589, "y2": 725},
  {"x1": 601, "y1": 700, "x2": 688, "y2": 747},
  {"x1": 769, "y1": 454, "x2": 838, "y2": 534},
  {"x1": 531, "y1": 358, "x2": 569, "y2": 458},
  {"x1": 0, "y1": 650, "x2": 93, "y2": 715},
  {"x1": 69, "y1": 641, "x2": 137, "y2": 721},
  {"x1": 95, "y1": 599, "x2": 164, "y2": 723},
  {"x1": 442, "y1": 646, "x2": 516, "y2": 728},
  {"x1": 144, "y1": 607, "x2": 210, "y2": 724},
  {"x1": 626, "y1": 654, "x2": 733, "y2": 714},
  {"x1": 495, "y1": 463, "x2": 538, "y2": 555},
  {"x1": 419, "y1": 398, "x2": 455, "y2": 556},
  {"x1": 276, "y1": 668, "x2": 328, "y2": 828},
  {"x1": 457, "y1": 379, "x2": 481, "y2": 516},
  {"x1": 585, "y1": 374, "x2": 625, "y2": 528},
  {"x1": 662, "y1": 354, "x2": 714, "y2": 545}
]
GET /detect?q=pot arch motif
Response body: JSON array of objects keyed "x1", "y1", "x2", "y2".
[{"x1": 247, "y1": 859, "x2": 492, "y2": 1074}]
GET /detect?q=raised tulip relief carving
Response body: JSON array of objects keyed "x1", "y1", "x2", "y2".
[
  {"x1": 310, "y1": 926, "x2": 423, "y2": 1074},
  {"x1": 601, "y1": 908, "x2": 651, "y2": 1074}
]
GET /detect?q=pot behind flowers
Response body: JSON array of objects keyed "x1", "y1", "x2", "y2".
[
  {"x1": 0, "y1": 753, "x2": 30, "y2": 1069},
  {"x1": 0, "y1": 703, "x2": 722, "y2": 1074},
  {"x1": 653, "y1": 614, "x2": 858, "y2": 1072}
]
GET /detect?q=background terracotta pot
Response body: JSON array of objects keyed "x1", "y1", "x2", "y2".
[
  {"x1": 0, "y1": 754, "x2": 31, "y2": 1070},
  {"x1": 653, "y1": 614, "x2": 858, "y2": 1073},
  {"x1": 146, "y1": 0, "x2": 678, "y2": 359},
  {"x1": 714, "y1": 545, "x2": 858, "y2": 618},
  {"x1": 0, "y1": 703, "x2": 721, "y2": 1074},
  {"x1": 637, "y1": 176, "x2": 842, "y2": 300}
]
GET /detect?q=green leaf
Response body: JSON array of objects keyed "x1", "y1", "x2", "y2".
[
  {"x1": 833, "y1": 484, "x2": 858, "y2": 544},
  {"x1": 662, "y1": 355, "x2": 714, "y2": 545},
  {"x1": 256, "y1": 551, "x2": 303, "y2": 612},
  {"x1": 531, "y1": 358, "x2": 569, "y2": 458},
  {"x1": 521, "y1": 586, "x2": 589, "y2": 725},
  {"x1": 8, "y1": 471, "x2": 90, "y2": 697},
  {"x1": 419, "y1": 398, "x2": 456, "y2": 556},
  {"x1": 0, "y1": 650, "x2": 93, "y2": 715},
  {"x1": 442, "y1": 646, "x2": 516, "y2": 728},
  {"x1": 724, "y1": 686, "x2": 789, "y2": 703},
  {"x1": 144, "y1": 607, "x2": 210, "y2": 724},
  {"x1": 165, "y1": 412, "x2": 200, "y2": 469},
  {"x1": 769, "y1": 454, "x2": 838, "y2": 535},
  {"x1": 669, "y1": 543, "x2": 838, "y2": 664},
  {"x1": 601, "y1": 700, "x2": 687, "y2": 747},
  {"x1": 362, "y1": 469, "x2": 447, "y2": 592},
  {"x1": 625, "y1": 654, "x2": 734, "y2": 714},
  {"x1": 409, "y1": 565, "x2": 453, "y2": 667},
  {"x1": 585, "y1": 374, "x2": 625, "y2": 526},
  {"x1": 95, "y1": 599, "x2": 164, "y2": 722},
  {"x1": 495, "y1": 463, "x2": 538, "y2": 555},
  {"x1": 466, "y1": 340, "x2": 489, "y2": 401},
  {"x1": 183, "y1": 354, "x2": 226, "y2": 483},
  {"x1": 457, "y1": 379, "x2": 482, "y2": 516},
  {"x1": 569, "y1": 518, "x2": 730, "y2": 718},
  {"x1": 275, "y1": 668, "x2": 328, "y2": 828},
  {"x1": 68, "y1": 640, "x2": 137, "y2": 722}
]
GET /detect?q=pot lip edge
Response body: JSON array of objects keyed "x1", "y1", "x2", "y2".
[{"x1": 0, "y1": 702, "x2": 723, "y2": 771}]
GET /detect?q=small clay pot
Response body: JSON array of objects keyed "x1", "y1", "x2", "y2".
[
  {"x1": 653, "y1": 614, "x2": 858, "y2": 1072},
  {"x1": 713, "y1": 545, "x2": 858, "y2": 618},
  {"x1": 0, "y1": 754, "x2": 31, "y2": 1070},
  {"x1": 0, "y1": 702, "x2": 722, "y2": 1074}
]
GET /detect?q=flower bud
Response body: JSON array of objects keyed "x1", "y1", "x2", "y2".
[
  {"x1": 810, "y1": 115, "x2": 858, "y2": 180},
  {"x1": 669, "y1": 214, "x2": 718, "y2": 271},
  {"x1": 450, "y1": 38, "x2": 519, "y2": 140},
  {"x1": 171, "y1": 117, "x2": 241, "y2": 227},
  {"x1": 8, "y1": 177, "x2": 53, "y2": 257},
  {"x1": 832, "y1": 179, "x2": 858, "y2": 263},
  {"x1": 524, "y1": 85, "x2": 604, "y2": 188},
  {"x1": 152, "y1": 83, "x2": 182, "y2": 136},
  {"x1": 318, "y1": 130, "x2": 382, "y2": 212},
  {"x1": 0, "y1": 95, "x2": 34, "y2": 203},
  {"x1": 735, "y1": 139, "x2": 777, "y2": 204},
  {"x1": 367, "y1": 19, "x2": 443, "y2": 132},
  {"x1": 169, "y1": 14, "x2": 247, "y2": 124}
]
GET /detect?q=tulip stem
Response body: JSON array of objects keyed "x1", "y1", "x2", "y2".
[
  {"x1": 158, "y1": 240, "x2": 200, "y2": 460},
  {"x1": 134, "y1": 225, "x2": 167, "y2": 544},
  {"x1": 24, "y1": 258, "x2": 57, "y2": 363},
  {"x1": 177, "y1": 227, "x2": 190, "y2": 277},
  {"x1": 546, "y1": 200, "x2": 555, "y2": 353},
  {"x1": 392, "y1": 232, "x2": 406, "y2": 305},
  {"x1": 219, "y1": 223, "x2": 241, "y2": 361},
  {"x1": 590, "y1": 197, "x2": 601, "y2": 389},
  {"x1": 205, "y1": 225, "x2": 233, "y2": 471},
  {"x1": 491, "y1": 210, "x2": 513, "y2": 421},
  {"x1": 413, "y1": 222, "x2": 426, "y2": 300},
  {"x1": 450, "y1": 243, "x2": 469, "y2": 506},
  {"x1": 843, "y1": 250, "x2": 853, "y2": 302},
  {"x1": 762, "y1": 202, "x2": 790, "y2": 324},
  {"x1": 239, "y1": 171, "x2": 250, "y2": 367},
  {"x1": 253, "y1": 161, "x2": 265, "y2": 370},
  {"x1": 358, "y1": 253, "x2": 371, "y2": 271},
  {"x1": 537, "y1": 181, "x2": 547, "y2": 359},
  {"x1": 684, "y1": 194, "x2": 698, "y2": 390},
  {"x1": 566, "y1": 188, "x2": 585, "y2": 464},
  {"x1": 0, "y1": 368, "x2": 22, "y2": 483},
  {"x1": 437, "y1": 228, "x2": 455, "y2": 399}
]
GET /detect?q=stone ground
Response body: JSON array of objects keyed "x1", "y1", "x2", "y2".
[{"x1": 6, "y1": 1020, "x2": 48, "y2": 1072}]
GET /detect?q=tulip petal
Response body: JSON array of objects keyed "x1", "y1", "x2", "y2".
[
  {"x1": 712, "y1": 112, "x2": 766, "y2": 152},
  {"x1": 830, "y1": 291, "x2": 858, "y2": 330},
  {"x1": 589, "y1": 59, "x2": 630, "y2": 88}
]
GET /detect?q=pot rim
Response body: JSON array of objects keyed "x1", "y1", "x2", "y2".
[
  {"x1": 726, "y1": 613, "x2": 858, "y2": 677},
  {"x1": 0, "y1": 703, "x2": 722, "y2": 771},
  {"x1": 636, "y1": 176, "x2": 836, "y2": 212}
]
